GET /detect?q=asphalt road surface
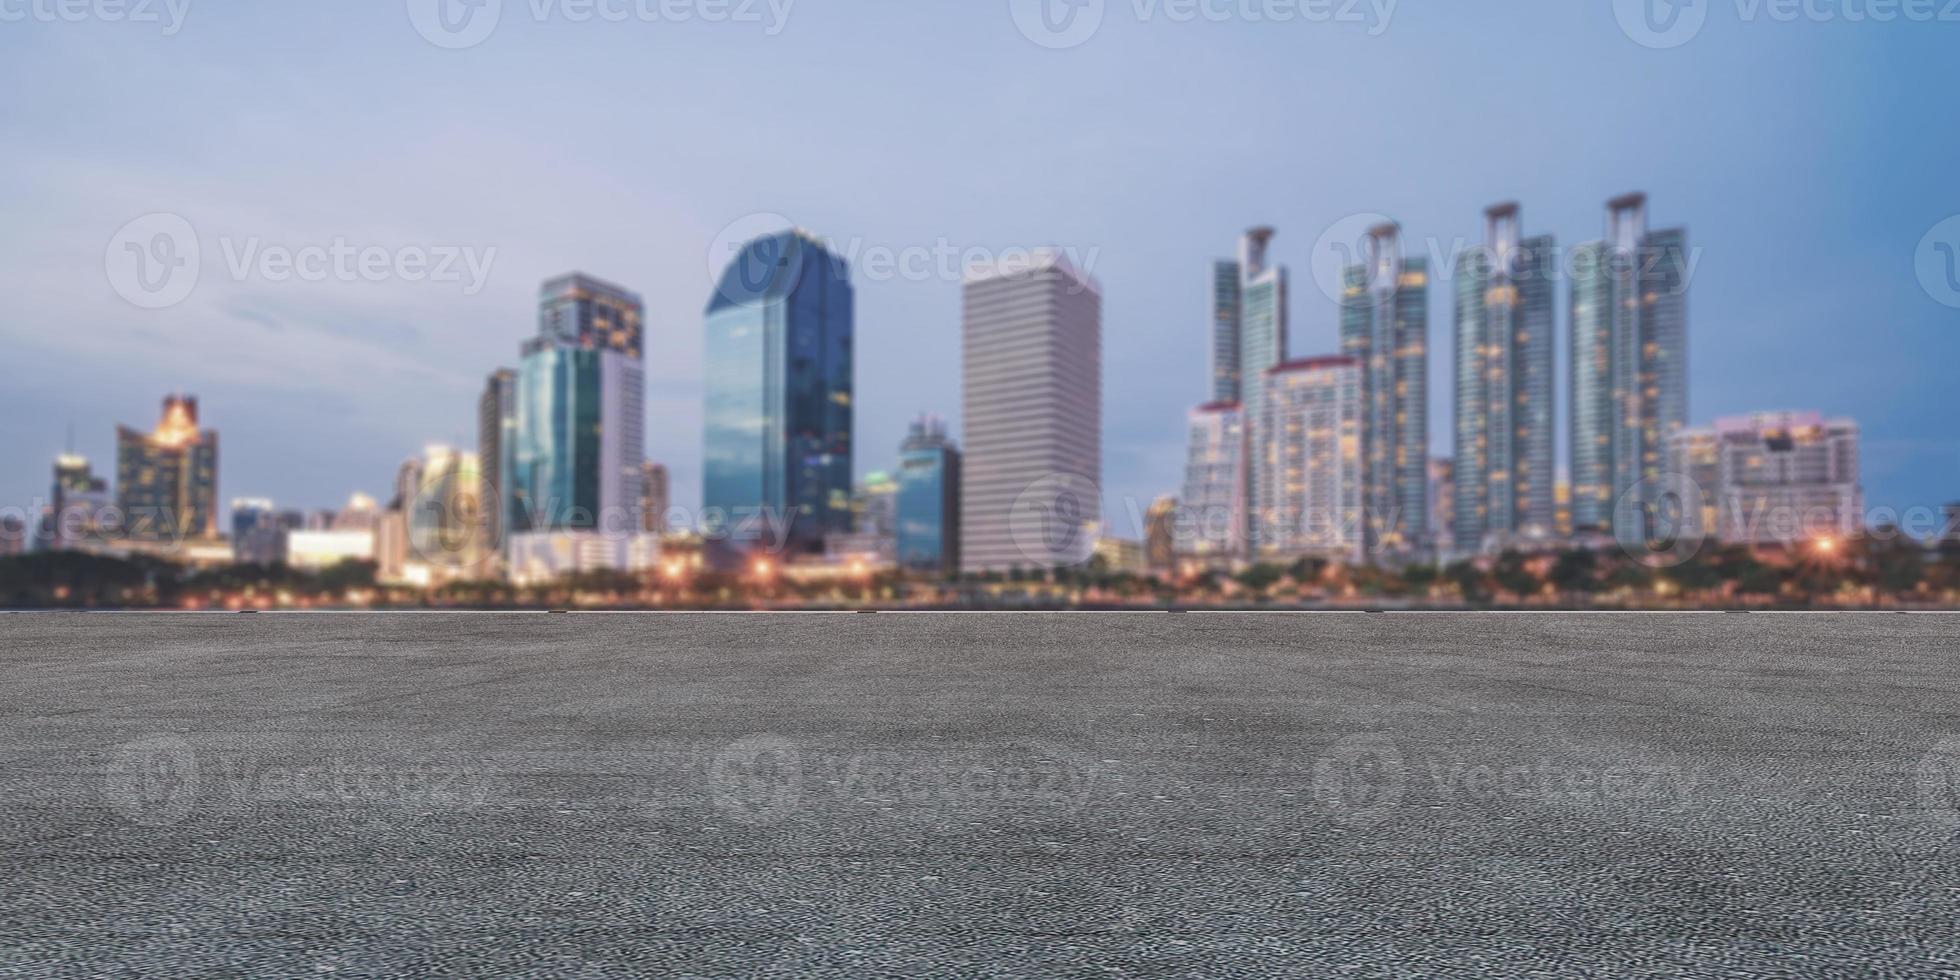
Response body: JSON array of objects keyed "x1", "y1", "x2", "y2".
[{"x1": 3, "y1": 612, "x2": 1958, "y2": 977}]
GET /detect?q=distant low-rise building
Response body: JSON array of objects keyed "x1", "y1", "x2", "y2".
[{"x1": 1669, "y1": 412, "x2": 1861, "y2": 546}]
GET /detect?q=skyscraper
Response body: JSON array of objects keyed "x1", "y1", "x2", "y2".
[
  {"x1": 1453, "y1": 202, "x2": 1556, "y2": 553},
  {"x1": 1257, "y1": 356, "x2": 1364, "y2": 564},
  {"x1": 43, "y1": 453, "x2": 110, "y2": 550},
  {"x1": 896, "y1": 415, "x2": 961, "y2": 577},
  {"x1": 478, "y1": 368, "x2": 516, "y2": 552},
  {"x1": 1211, "y1": 259, "x2": 1242, "y2": 403},
  {"x1": 507, "y1": 273, "x2": 646, "y2": 575},
  {"x1": 960, "y1": 250, "x2": 1101, "y2": 573},
  {"x1": 1571, "y1": 193, "x2": 1690, "y2": 534},
  {"x1": 1236, "y1": 228, "x2": 1287, "y2": 553},
  {"x1": 115, "y1": 395, "x2": 219, "y2": 542},
  {"x1": 1339, "y1": 223, "x2": 1428, "y2": 556},
  {"x1": 1178, "y1": 402, "x2": 1245, "y2": 563},
  {"x1": 703, "y1": 230, "x2": 854, "y2": 567}
]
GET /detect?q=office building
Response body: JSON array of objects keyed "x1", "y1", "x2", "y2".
[
  {"x1": 703, "y1": 230, "x2": 854, "y2": 567},
  {"x1": 1093, "y1": 535, "x2": 1147, "y2": 575},
  {"x1": 42, "y1": 453, "x2": 112, "y2": 550},
  {"x1": 478, "y1": 368, "x2": 516, "y2": 552},
  {"x1": 1236, "y1": 229, "x2": 1287, "y2": 553},
  {"x1": 1571, "y1": 193, "x2": 1690, "y2": 534},
  {"x1": 1339, "y1": 223, "x2": 1428, "y2": 555},
  {"x1": 1669, "y1": 412, "x2": 1861, "y2": 546},
  {"x1": 1179, "y1": 402, "x2": 1245, "y2": 563},
  {"x1": 508, "y1": 273, "x2": 646, "y2": 575},
  {"x1": 896, "y1": 415, "x2": 961, "y2": 576},
  {"x1": 1453, "y1": 202, "x2": 1556, "y2": 552},
  {"x1": 961, "y1": 249, "x2": 1101, "y2": 573},
  {"x1": 1211, "y1": 260, "x2": 1242, "y2": 403},
  {"x1": 1256, "y1": 356, "x2": 1364, "y2": 564},
  {"x1": 641, "y1": 462, "x2": 670, "y2": 535},
  {"x1": 115, "y1": 395, "x2": 219, "y2": 542}
]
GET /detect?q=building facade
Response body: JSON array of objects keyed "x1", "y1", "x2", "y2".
[
  {"x1": 506, "y1": 272, "x2": 646, "y2": 568},
  {"x1": 1571, "y1": 193, "x2": 1690, "y2": 535},
  {"x1": 1179, "y1": 402, "x2": 1245, "y2": 563},
  {"x1": 1256, "y1": 356, "x2": 1364, "y2": 564},
  {"x1": 1669, "y1": 412, "x2": 1861, "y2": 546},
  {"x1": 1339, "y1": 223, "x2": 1428, "y2": 556},
  {"x1": 478, "y1": 368, "x2": 516, "y2": 553},
  {"x1": 1453, "y1": 202, "x2": 1556, "y2": 553},
  {"x1": 703, "y1": 230, "x2": 854, "y2": 568},
  {"x1": 1211, "y1": 260, "x2": 1241, "y2": 403},
  {"x1": 960, "y1": 250, "x2": 1101, "y2": 573},
  {"x1": 1236, "y1": 229, "x2": 1287, "y2": 554},
  {"x1": 115, "y1": 395, "x2": 219, "y2": 542},
  {"x1": 896, "y1": 415, "x2": 961, "y2": 577},
  {"x1": 641, "y1": 462, "x2": 670, "y2": 535}
]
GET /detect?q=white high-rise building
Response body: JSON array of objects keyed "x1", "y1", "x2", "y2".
[
  {"x1": 960, "y1": 250, "x2": 1102, "y2": 573},
  {"x1": 1669, "y1": 412, "x2": 1861, "y2": 546},
  {"x1": 1257, "y1": 356, "x2": 1364, "y2": 564},
  {"x1": 1178, "y1": 401, "x2": 1244, "y2": 564}
]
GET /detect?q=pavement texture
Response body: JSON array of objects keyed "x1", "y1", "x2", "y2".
[{"x1": 2, "y1": 612, "x2": 1958, "y2": 977}]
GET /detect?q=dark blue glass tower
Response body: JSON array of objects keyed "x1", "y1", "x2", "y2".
[{"x1": 703, "y1": 230, "x2": 854, "y2": 567}]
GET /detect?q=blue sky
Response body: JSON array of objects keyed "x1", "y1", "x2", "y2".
[{"x1": 2, "y1": 0, "x2": 1956, "y2": 535}]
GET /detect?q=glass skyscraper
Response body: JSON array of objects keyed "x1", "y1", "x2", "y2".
[
  {"x1": 507, "y1": 274, "x2": 645, "y2": 543},
  {"x1": 703, "y1": 230, "x2": 854, "y2": 566},
  {"x1": 1339, "y1": 222, "x2": 1428, "y2": 556},
  {"x1": 1211, "y1": 259, "x2": 1242, "y2": 403},
  {"x1": 1232, "y1": 228, "x2": 1286, "y2": 556},
  {"x1": 896, "y1": 415, "x2": 961, "y2": 576},
  {"x1": 1452, "y1": 202, "x2": 1556, "y2": 554},
  {"x1": 1570, "y1": 193, "x2": 1690, "y2": 534}
]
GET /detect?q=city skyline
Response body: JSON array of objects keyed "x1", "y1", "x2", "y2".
[{"x1": 2, "y1": 5, "x2": 1956, "y2": 534}]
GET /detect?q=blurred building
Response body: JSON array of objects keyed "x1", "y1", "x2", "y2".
[
  {"x1": 823, "y1": 471, "x2": 898, "y2": 569},
  {"x1": 641, "y1": 461, "x2": 669, "y2": 534},
  {"x1": 116, "y1": 395, "x2": 219, "y2": 543},
  {"x1": 1145, "y1": 496, "x2": 1177, "y2": 576},
  {"x1": 1669, "y1": 412, "x2": 1861, "y2": 547},
  {"x1": 1178, "y1": 402, "x2": 1244, "y2": 565},
  {"x1": 1256, "y1": 357, "x2": 1364, "y2": 565},
  {"x1": 1453, "y1": 202, "x2": 1556, "y2": 552},
  {"x1": 508, "y1": 273, "x2": 647, "y2": 577},
  {"x1": 703, "y1": 231, "x2": 853, "y2": 569},
  {"x1": 285, "y1": 529, "x2": 376, "y2": 571},
  {"x1": 0, "y1": 515, "x2": 24, "y2": 557},
  {"x1": 1571, "y1": 193, "x2": 1689, "y2": 535},
  {"x1": 1093, "y1": 535, "x2": 1147, "y2": 576},
  {"x1": 896, "y1": 415, "x2": 961, "y2": 577},
  {"x1": 42, "y1": 453, "x2": 112, "y2": 550},
  {"x1": 1942, "y1": 502, "x2": 1960, "y2": 547},
  {"x1": 1234, "y1": 228, "x2": 1288, "y2": 554},
  {"x1": 960, "y1": 249, "x2": 1101, "y2": 573},
  {"x1": 1554, "y1": 469, "x2": 1574, "y2": 539},
  {"x1": 478, "y1": 367, "x2": 516, "y2": 553},
  {"x1": 230, "y1": 498, "x2": 304, "y2": 565},
  {"x1": 407, "y1": 447, "x2": 491, "y2": 582},
  {"x1": 1427, "y1": 457, "x2": 1454, "y2": 558},
  {"x1": 1340, "y1": 223, "x2": 1428, "y2": 556}
]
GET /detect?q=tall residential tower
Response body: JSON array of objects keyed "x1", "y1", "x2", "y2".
[
  {"x1": 1339, "y1": 223, "x2": 1428, "y2": 556},
  {"x1": 1452, "y1": 202, "x2": 1556, "y2": 553}
]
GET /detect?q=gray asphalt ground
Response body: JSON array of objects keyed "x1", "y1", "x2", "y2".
[{"x1": 2, "y1": 612, "x2": 1958, "y2": 977}]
